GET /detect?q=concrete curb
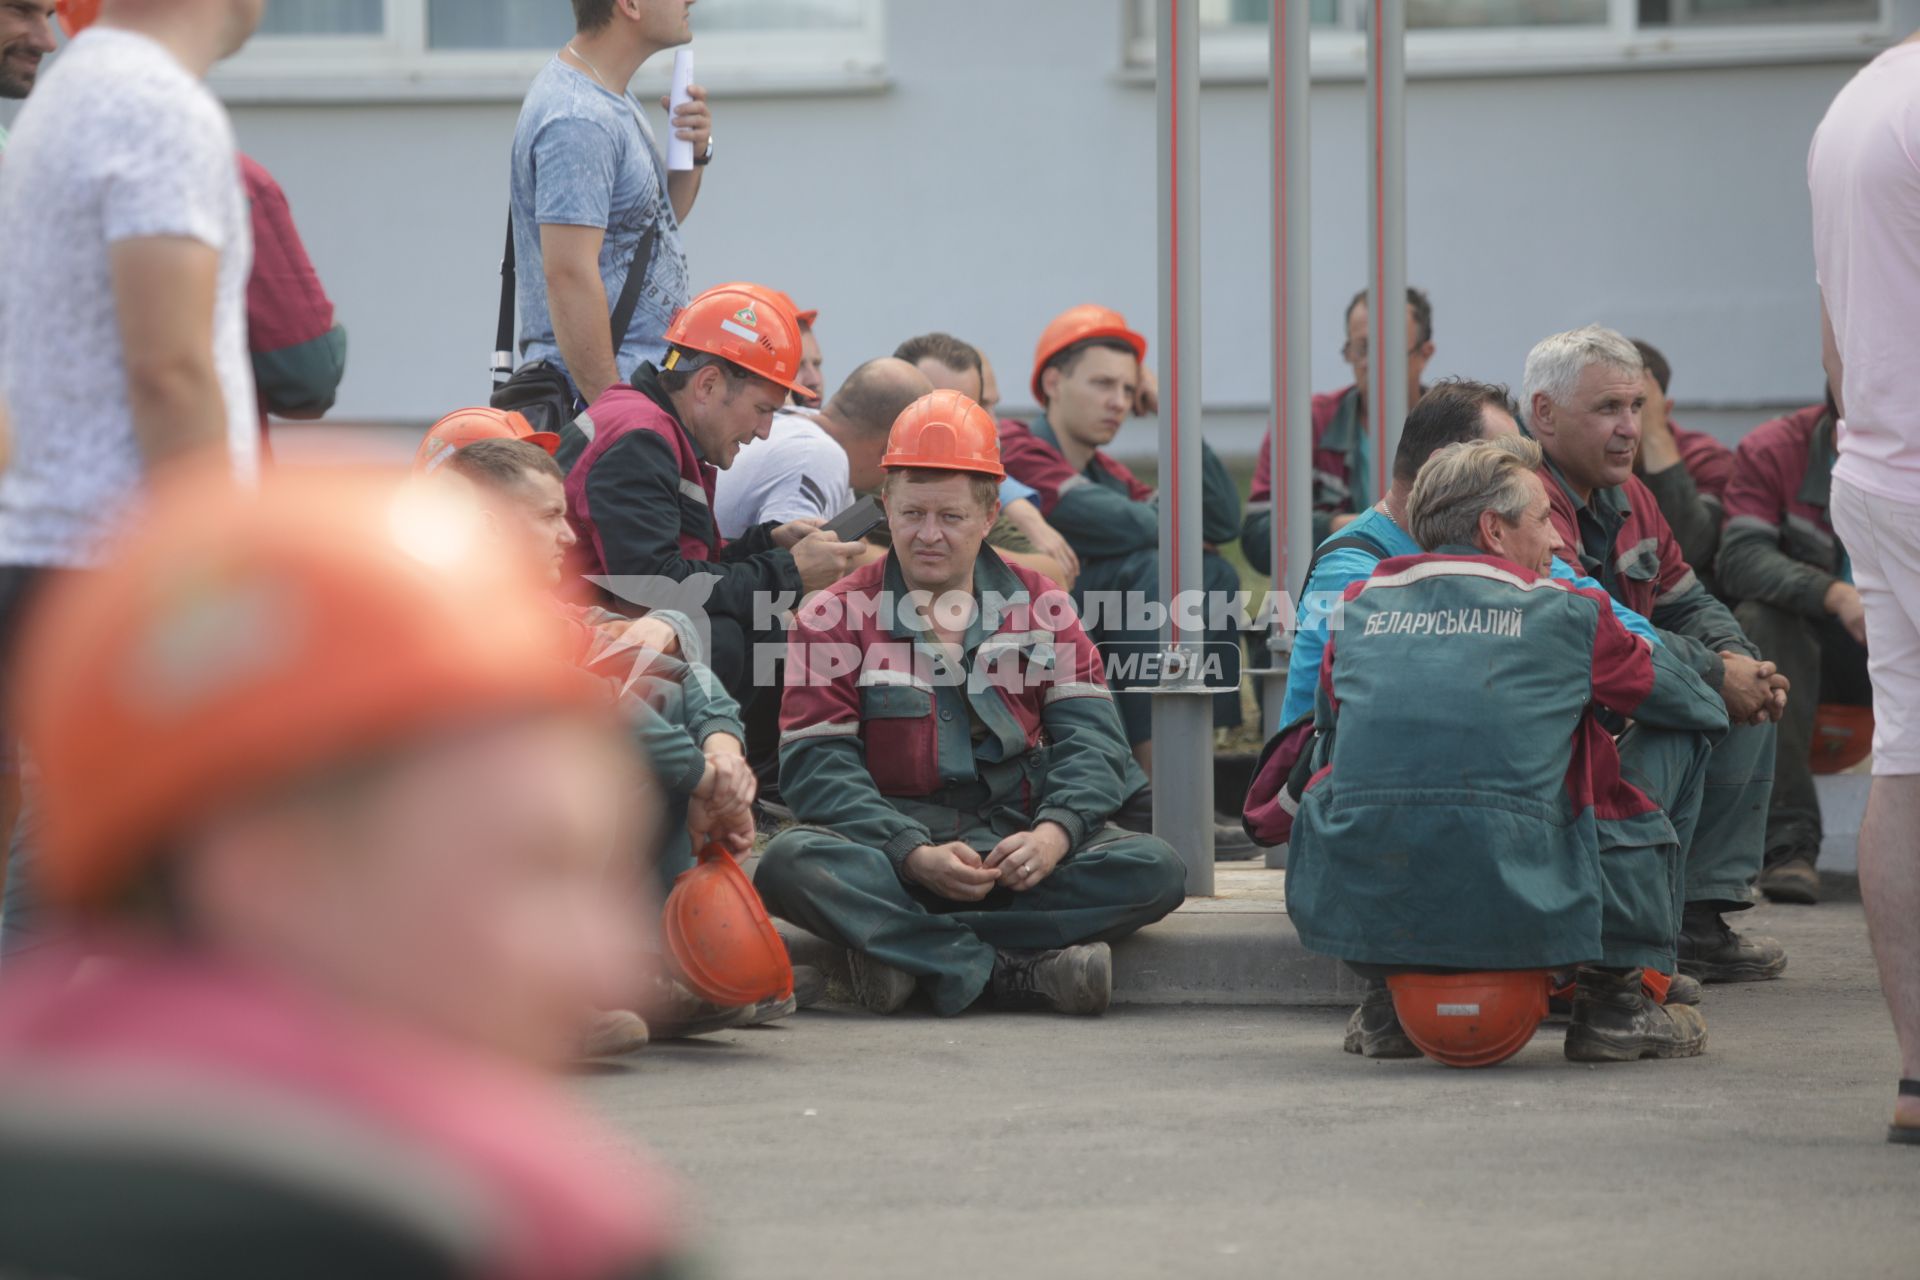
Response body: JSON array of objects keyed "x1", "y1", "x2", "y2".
[{"x1": 1111, "y1": 909, "x2": 1359, "y2": 1007}]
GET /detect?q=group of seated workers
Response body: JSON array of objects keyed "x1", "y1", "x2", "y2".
[
  {"x1": 1259, "y1": 322, "x2": 1868, "y2": 1066},
  {"x1": 424, "y1": 275, "x2": 1847, "y2": 1047}
]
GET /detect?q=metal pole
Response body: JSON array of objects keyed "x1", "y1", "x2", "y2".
[
  {"x1": 1366, "y1": 0, "x2": 1408, "y2": 504},
  {"x1": 1263, "y1": 0, "x2": 1314, "y2": 737},
  {"x1": 1155, "y1": 0, "x2": 1213, "y2": 895}
]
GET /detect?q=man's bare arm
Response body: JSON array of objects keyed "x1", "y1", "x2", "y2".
[
  {"x1": 541, "y1": 222, "x2": 622, "y2": 401},
  {"x1": 110, "y1": 236, "x2": 227, "y2": 472}
]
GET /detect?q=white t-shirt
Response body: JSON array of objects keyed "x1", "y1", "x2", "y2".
[
  {"x1": 0, "y1": 28, "x2": 257, "y2": 568},
  {"x1": 1809, "y1": 40, "x2": 1920, "y2": 503},
  {"x1": 713, "y1": 407, "x2": 854, "y2": 539}
]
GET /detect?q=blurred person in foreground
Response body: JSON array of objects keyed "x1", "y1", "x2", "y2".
[
  {"x1": 434, "y1": 429, "x2": 815, "y2": 1040},
  {"x1": 0, "y1": 1, "x2": 56, "y2": 147},
  {"x1": 0, "y1": 0, "x2": 266, "y2": 961},
  {"x1": 0, "y1": 467, "x2": 694, "y2": 1276},
  {"x1": 1809, "y1": 25, "x2": 1920, "y2": 1145}
]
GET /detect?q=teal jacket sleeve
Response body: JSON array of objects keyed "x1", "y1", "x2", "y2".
[
  {"x1": 1652, "y1": 578, "x2": 1757, "y2": 691},
  {"x1": 1047, "y1": 483, "x2": 1161, "y2": 559},
  {"x1": 778, "y1": 619, "x2": 934, "y2": 873},
  {"x1": 1031, "y1": 617, "x2": 1135, "y2": 848},
  {"x1": 1201, "y1": 442, "x2": 1243, "y2": 547},
  {"x1": 615, "y1": 655, "x2": 742, "y2": 797},
  {"x1": 1241, "y1": 505, "x2": 1274, "y2": 576}
]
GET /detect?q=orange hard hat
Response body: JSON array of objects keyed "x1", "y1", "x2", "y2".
[
  {"x1": 1030, "y1": 304, "x2": 1148, "y2": 405},
  {"x1": 764, "y1": 288, "x2": 817, "y2": 330},
  {"x1": 881, "y1": 389, "x2": 1006, "y2": 480},
  {"x1": 13, "y1": 465, "x2": 603, "y2": 910},
  {"x1": 55, "y1": 0, "x2": 97, "y2": 38},
  {"x1": 414, "y1": 407, "x2": 560, "y2": 476},
  {"x1": 661, "y1": 842, "x2": 793, "y2": 1006},
  {"x1": 1386, "y1": 970, "x2": 1549, "y2": 1068},
  {"x1": 1811, "y1": 703, "x2": 1874, "y2": 774},
  {"x1": 664, "y1": 283, "x2": 817, "y2": 401}
]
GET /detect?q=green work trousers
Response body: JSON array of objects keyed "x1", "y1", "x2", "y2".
[{"x1": 754, "y1": 819, "x2": 1185, "y2": 1016}]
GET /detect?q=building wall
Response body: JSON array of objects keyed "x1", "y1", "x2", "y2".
[{"x1": 120, "y1": 3, "x2": 1887, "y2": 424}]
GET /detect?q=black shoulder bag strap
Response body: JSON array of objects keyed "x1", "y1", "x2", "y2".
[
  {"x1": 1297, "y1": 527, "x2": 1395, "y2": 598},
  {"x1": 493, "y1": 212, "x2": 660, "y2": 387}
]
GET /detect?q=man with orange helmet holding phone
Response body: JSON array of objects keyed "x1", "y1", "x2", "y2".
[
  {"x1": 756, "y1": 391, "x2": 1185, "y2": 1018},
  {"x1": 562, "y1": 283, "x2": 864, "y2": 718}
]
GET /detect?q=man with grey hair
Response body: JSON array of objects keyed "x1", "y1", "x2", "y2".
[
  {"x1": 1287, "y1": 434, "x2": 1726, "y2": 1063},
  {"x1": 1526, "y1": 325, "x2": 1790, "y2": 985}
]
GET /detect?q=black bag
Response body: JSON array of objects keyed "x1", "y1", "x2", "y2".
[{"x1": 489, "y1": 213, "x2": 657, "y2": 436}]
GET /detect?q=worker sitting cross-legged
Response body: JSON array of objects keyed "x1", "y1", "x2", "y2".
[
  {"x1": 1286, "y1": 436, "x2": 1727, "y2": 1065},
  {"x1": 754, "y1": 391, "x2": 1186, "y2": 1017}
]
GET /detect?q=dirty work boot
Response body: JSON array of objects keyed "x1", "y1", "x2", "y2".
[
  {"x1": 651, "y1": 977, "x2": 754, "y2": 1039},
  {"x1": 791, "y1": 964, "x2": 827, "y2": 1010},
  {"x1": 1664, "y1": 973, "x2": 1705, "y2": 1007},
  {"x1": 824, "y1": 950, "x2": 916, "y2": 1015},
  {"x1": 988, "y1": 943, "x2": 1113, "y2": 1016},
  {"x1": 1757, "y1": 855, "x2": 1821, "y2": 906},
  {"x1": 1343, "y1": 982, "x2": 1419, "y2": 1058},
  {"x1": 1564, "y1": 967, "x2": 1708, "y2": 1062},
  {"x1": 1677, "y1": 904, "x2": 1788, "y2": 983},
  {"x1": 578, "y1": 1010, "x2": 651, "y2": 1060}
]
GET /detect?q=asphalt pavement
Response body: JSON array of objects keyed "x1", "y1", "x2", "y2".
[{"x1": 579, "y1": 890, "x2": 1920, "y2": 1280}]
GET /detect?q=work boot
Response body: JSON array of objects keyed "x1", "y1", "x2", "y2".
[
  {"x1": 650, "y1": 977, "x2": 754, "y2": 1039},
  {"x1": 1677, "y1": 905, "x2": 1788, "y2": 983},
  {"x1": 791, "y1": 964, "x2": 827, "y2": 1010},
  {"x1": 988, "y1": 943, "x2": 1112, "y2": 1016},
  {"x1": 578, "y1": 1010, "x2": 651, "y2": 1060},
  {"x1": 1564, "y1": 967, "x2": 1709, "y2": 1063},
  {"x1": 1213, "y1": 821, "x2": 1261, "y2": 861},
  {"x1": 825, "y1": 950, "x2": 916, "y2": 1015},
  {"x1": 1664, "y1": 973, "x2": 1705, "y2": 1007},
  {"x1": 1343, "y1": 982, "x2": 1419, "y2": 1058},
  {"x1": 1757, "y1": 856, "x2": 1821, "y2": 906}
]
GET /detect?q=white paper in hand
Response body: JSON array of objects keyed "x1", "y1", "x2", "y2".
[{"x1": 667, "y1": 49, "x2": 696, "y2": 172}]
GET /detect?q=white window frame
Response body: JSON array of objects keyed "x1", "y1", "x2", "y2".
[
  {"x1": 1124, "y1": 0, "x2": 1897, "y2": 81},
  {"x1": 212, "y1": 0, "x2": 889, "y2": 103}
]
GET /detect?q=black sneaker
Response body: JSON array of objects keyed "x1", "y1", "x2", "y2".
[
  {"x1": 1678, "y1": 907, "x2": 1788, "y2": 983},
  {"x1": 1564, "y1": 967, "x2": 1708, "y2": 1062},
  {"x1": 1757, "y1": 856, "x2": 1820, "y2": 906},
  {"x1": 988, "y1": 943, "x2": 1113, "y2": 1015},
  {"x1": 1343, "y1": 982, "x2": 1419, "y2": 1058}
]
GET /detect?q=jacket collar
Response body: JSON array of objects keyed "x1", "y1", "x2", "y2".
[
  {"x1": 1798, "y1": 410, "x2": 1837, "y2": 511},
  {"x1": 629, "y1": 363, "x2": 706, "y2": 464},
  {"x1": 1316, "y1": 385, "x2": 1365, "y2": 451},
  {"x1": 880, "y1": 546, "x2": 1027, "y2": 651}
]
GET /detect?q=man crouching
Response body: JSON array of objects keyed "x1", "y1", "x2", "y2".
[
  {"x1": 1287, "y1": 435, "x2": 1728, "y2": 1062},
  {"x1": 754, "y1": 390, "x2": 1186, "y2": 1016}
]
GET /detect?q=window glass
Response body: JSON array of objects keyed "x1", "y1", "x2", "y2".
[
  {"x1": 257, "y1": 0, "x2": 382, "y2": 36},
  {"x1": 428, "y1": 0, "x2": 868, "y2": 49}
]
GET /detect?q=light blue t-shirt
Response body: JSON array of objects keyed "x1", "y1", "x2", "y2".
[
  {"x1": 509, "y1": 58, "x2": 690, "y2": 395},
  {"x1": 999, "y1": 476, "x2": 1039, "y2": 508},
  {"x1": 1278, "y1": 505, "x2": 1661, "y2": 726}
]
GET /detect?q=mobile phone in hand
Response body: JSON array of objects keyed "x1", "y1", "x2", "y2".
[{"x1": 821, "y1": 495, "x2": 886, "y2": 542}]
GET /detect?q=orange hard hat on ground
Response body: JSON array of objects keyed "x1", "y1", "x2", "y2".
[
  {"x1": 881, "y1": 390, "x2": 1006, "y2": 480},
  {"x1": 664, "y1": 283, "x2": 817, "y2": 402},
  {"x1": 13, "y1": 466, "x2": 604, "y2": 910},
  {"x1": 55, "y1": 0, "x2": 97, "y2": 38},
  {"x1": 1387, "y1": 970, "x2": 1550, "y2": 1068},
  {"x1": 662, "y1": 843, "x2": 793, "y2": 1006},
  {"x1": 1030, "y1": 304, "x2": 1148, "y2": 404},
  {"x1": 414, "y1": 407, "x2": 560, "y2": 475},
  {"x1": 1811, "y1": 703, "x2": 1874, "y2": 774}
]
